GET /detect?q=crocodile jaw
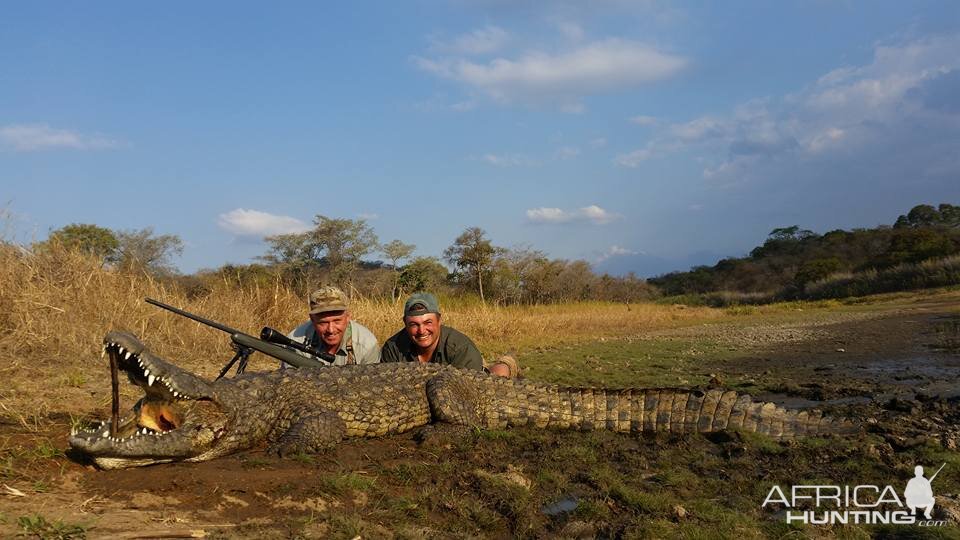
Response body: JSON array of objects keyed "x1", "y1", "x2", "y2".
[{"x1": 69, "y1": 331, "x2": 229, "y2": 469}]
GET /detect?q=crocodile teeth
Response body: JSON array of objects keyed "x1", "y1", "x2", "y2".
[
  {"x1": 147, "y1": 374, "x2": 156, "y2": 386},
  {"x1": 124, "y1": 351, "x2": 132, "y2": 360}
]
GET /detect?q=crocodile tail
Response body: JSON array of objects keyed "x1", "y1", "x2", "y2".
[{"x1": 482, "y1": 383, "x2": 857, "y2": 439}]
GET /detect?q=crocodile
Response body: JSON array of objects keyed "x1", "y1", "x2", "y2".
[{"x1": 69, "y1": 331, "x2": 858, "y2": 469}]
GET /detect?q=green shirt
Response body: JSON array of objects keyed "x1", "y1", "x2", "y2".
[{"x1": 380, "y1": 326, "x2": 483, "y2": 370}]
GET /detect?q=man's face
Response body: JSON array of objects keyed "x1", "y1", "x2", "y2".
[
  {"x1": 310, "y1": 310, "x2": 350, "y2": 347},
  {"x1": 404, "y1": 313, "x2": 441, "y2": 351}
]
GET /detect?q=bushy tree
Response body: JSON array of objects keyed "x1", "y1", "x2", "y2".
[
  {"x1": 444, "y1": 227, "x2": 500, "y2": 303},
  {"x1": 381, "y1": 239, "x2": 416, "y2": 300},
  {"x1": 397, "y1": 257, "x2": 449, "y2": 296},
  {"x1": 114, "y1": 228, "x2": 184, "y2": 276},
  {"x1": 38, "y1": 223, "x2": 119, "y2": 265},
  {"x1": 262, "y1": 215, "x2": 379, "y2": 288}
]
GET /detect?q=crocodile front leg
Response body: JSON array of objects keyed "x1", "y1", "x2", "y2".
[{"x1": 268, "y1": 410, "x2": 346, "y2": 457}]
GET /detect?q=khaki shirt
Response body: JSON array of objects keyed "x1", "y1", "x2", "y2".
[
  {"x1": 281, "y1": 320, "x2": 381, "y2": 367},
  {"x1": 380, "y1": 326, "x2": 483, "y2": 370}
]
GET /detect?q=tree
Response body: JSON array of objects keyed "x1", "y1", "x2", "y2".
[
  {"x1": 381, "y1": 239, "x2": 416, "y2": 300},
  {"x1": 397, "y1": 256, "x2": 449, "y2": 295},
  {"x1": 262, "y1": 215, "x2": 379, "y2": 288},
  {"x1": 443, "y1": 227, "x2": 499, "y2": 303},
  {"x1": 895, "y1": 203, "x2": 960, "y2": 229},
  {"x1": 38, "y1": 223, "x2": 119, "y2": 264},
  {"x1": 114, "y1": 228, "x2": 184, "y2": 276}
]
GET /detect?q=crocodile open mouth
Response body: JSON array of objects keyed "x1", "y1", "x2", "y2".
[
  {"x1": 69, "y1": 331, "x2": 228, "y2": 468},
  {"x1": 71, "y1": 338, "x2": 201, "y2": 444}
]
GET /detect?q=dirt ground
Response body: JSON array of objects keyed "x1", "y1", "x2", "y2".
[{"x1": 2, "y1": 293, "x2": 960, "y2": 538}]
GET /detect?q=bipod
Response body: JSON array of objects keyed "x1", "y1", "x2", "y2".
[{"x1": 216, "y1": 344, "x2": 254, "y2": 381}]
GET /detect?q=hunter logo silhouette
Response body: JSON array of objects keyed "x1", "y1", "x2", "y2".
[{"x1": 904, "y1": 463, "x2": 945, "y2": 520}]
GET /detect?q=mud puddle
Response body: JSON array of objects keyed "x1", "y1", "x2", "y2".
[{"x1": 752, "y1": 392, "x2": 872, "y2": 409}]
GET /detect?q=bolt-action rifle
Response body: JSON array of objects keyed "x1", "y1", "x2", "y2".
[{"x1": 145, "y1": 298, "x2": 335, "y2": 380}]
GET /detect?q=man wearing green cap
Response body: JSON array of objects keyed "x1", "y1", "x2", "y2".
[
  {"x1": 381, "y1": 292, "x2": 517, "y2": 377},
  {"x1": 380, "y1": 292, "x2": 482, "y2": 370},
  {"x1": 281, "y1": 285, "x2": 380, "y2": 367}
]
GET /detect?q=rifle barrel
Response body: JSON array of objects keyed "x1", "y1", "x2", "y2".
[{"x1": 145, "y1": 298, "x2": 240, "y2": 335}]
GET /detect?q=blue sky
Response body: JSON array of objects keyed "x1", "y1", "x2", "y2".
[{"x1": 2, "y1": 1, "x2": 959, "y2": 276}]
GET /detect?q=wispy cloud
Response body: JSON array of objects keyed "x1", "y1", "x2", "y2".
[
  {"x1": 615, "y1": 33, "x2": 960, "y2": 184},
  {"x1": 415, "y1": 38, "x2": 687, "y2": 107},
  {"x1": 217, "y1": 209, "x2": 311, "y2": 237},
  {"x1": 357, "y1": 212, "x2": 379, "y2": 220},
  {"x1": 0, "y1": 124, "x2": 121, "y2": 152},
  {"x1": 429, "y1": 26, "x2": 510, "y2": 55},
  {"x1": 629, "y1": 115, "x2": 658, "y2": 126},
  {"x1": 555, "y1": 146, "x2": 580, "y2": 159},
  {"x1": 526, "y1": 204, "x2": 621, "y2": 225},
  {"x1": 590, "y1": 137, "x2": 607, "y2": 148},
  {"x1": 596, "y1": 244, "x2": 639, "y2": 263},
  {"x1": 479, "y1": 153, "x2": 537, "y2": 167},
  {"x1": 614, "y1": 146, "x2": 654, "y2": 167}
]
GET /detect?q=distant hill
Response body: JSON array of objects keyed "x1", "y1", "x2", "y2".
[
  {"x1": 648, "y1": 203, "x2": 960, "y2": 301},
  {"x1": 593, "y1": 250, "x2": 725, "y2": 279}
]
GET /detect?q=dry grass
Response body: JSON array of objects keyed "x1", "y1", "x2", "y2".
[{"x1": 0, "y1": 243, "x2": 723, "y2": 421}]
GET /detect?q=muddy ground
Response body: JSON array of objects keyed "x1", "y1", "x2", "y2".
[{"x1": 2, "y1": 293, "x2": 960, "y2": 538}]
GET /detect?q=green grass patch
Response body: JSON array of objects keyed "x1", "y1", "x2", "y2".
[
  {"x1": 17, "y1": 514, "x2": 88, "y2": 539},
  {"x1": 31, "y1": 439, "x2": 63, "y2": 460},
  {"x1": 318, "y1": 472, "x2": 376, "y2": 496},
  {"x1": 519, "y1": 337, "x2": 732, "y2": 388}
]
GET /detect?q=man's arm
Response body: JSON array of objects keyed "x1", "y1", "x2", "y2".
[{"x1": 446, "y1": 329, "x2": 484, "y2": 371}]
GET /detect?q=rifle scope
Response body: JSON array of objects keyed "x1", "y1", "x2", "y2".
[{"x1": 260, "y1": 327, "x2": 336, "y2": 363}]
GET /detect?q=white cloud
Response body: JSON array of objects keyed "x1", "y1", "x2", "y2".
[
  {"x1": 617, "y1": 34, "x2": 960, "y2": 181},
  {"x1": 555, "y1": 146, "x2": 580, "y2": 159},
  {"x1": 0, "y1": 124, "x2": 121, "y2": 152},
  {"x1": 556, "y1": 21, "x2": 585, "y2": 42},
  {"x1": 429, "y1": 26, "x2": 510, "y2": 55},
  {"x1": 590, "y1": 137, "x2": 608, "y2": 148},
  {"x1": 668, "y1": 116, "x2": 725, "y2": 141},
  {"x1": 415, "y1": 38, "x2": 686, "y2": 106},
  {"x1": 217, "y1": 209, "x2": 311, "y2": 237},
  {"x1": 629, "y1": 115, "x2": 658, "y2": 126},
  {"x1": 357, "y1": 212, "x2": 379, "y2": 221},
  {"x1": 615, "y1": 145, "x2": 654, "y2": 167},
  {"x1": 596, "y1": 244, "x2": 639, "y2": 263},
  {"x1": 479, "y1": 153, "x2": 536, "y2": 167},
  {"x1": 526, "y1": 204, "x2": 621, "y2": 225}
]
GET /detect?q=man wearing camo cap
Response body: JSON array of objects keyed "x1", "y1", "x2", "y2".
[
  {"x1": 281, "y1": 285, "x2": 380, "y2": 367},
  {"x1": 380, "y1": 292, "x2": 518, "y2": 377}
]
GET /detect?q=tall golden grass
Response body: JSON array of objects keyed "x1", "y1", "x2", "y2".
[
  {"x1": 6, "y1": 240, "x2": 954, "y2": 428},
  {"x1": 0, "y1": 242, "x2": 723, "y2": 420}
]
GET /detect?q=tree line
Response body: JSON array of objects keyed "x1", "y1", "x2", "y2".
[
  {"x1": 35, "y1": 202, "x2": 959, "y2": 306},
  {"x1": 36, "y1": 217, "x2": 655, "y2": 305},
  {"x1": 649, "y1": 203, "x2": 960, "y2": 301}
]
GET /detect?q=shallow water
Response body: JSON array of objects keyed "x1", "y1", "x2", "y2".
[
  {"x1": 541, "y1": 495, "x2": 578, "y2": 516},
  {"x1": 753, "y1": 393, "x2": 872, "y2": 409}
]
